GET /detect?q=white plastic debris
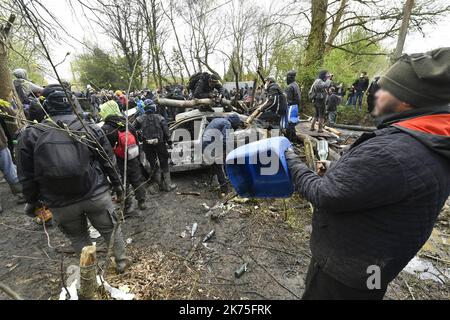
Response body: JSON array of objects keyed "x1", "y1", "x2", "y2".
[
  {"x1": 88, "y1": 226, "x2": 101, "y2": 239},
  {"x1": 191, "y1": 223, "x2": 198, "y2": 237},
  {"x1": 59, "y1": 266, "x2": 135, "y2": 300},
  {"x1": 403, "y1": 256, "x2": 450, "y2": 284},
  {"x1": 126, "y1": 238, "x2": 133, "y2": 244},
  {"x1": 202, "y1": 203, "x2": 210, "y2": 210}
]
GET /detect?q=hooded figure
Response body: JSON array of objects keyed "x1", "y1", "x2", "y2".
[
  {"x1": 309, "y1": 70, "x2": 331, "y2": 132},
  {"x1": 256, "y1": 77, "x2": 287, "y2": 128},
  {"x1": 13, "y1": 69, "x2": 43, "y2": 106},
  {"x1": 284, "y1": 71, "x2": 302, "y2": 140},
  {"x1": 192, "y1": 73, "x2": 225, "y2": 99},
  {"x1": 99, "y1": 99, "x2": 121, "y2": 120},
  {"x1": 202, "y1": 114, "x2": 242, "y2": 194},
  {"x1": 285, "y1": 47, "x2": 450, "y2": 300}
]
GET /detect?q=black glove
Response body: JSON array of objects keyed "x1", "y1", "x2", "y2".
[
  {"x1": 285, "y1": 148, "x2": 300, "y2": 162},
  {"x1": 167, "y1": 140, "x2": 173, "y2": 147}
]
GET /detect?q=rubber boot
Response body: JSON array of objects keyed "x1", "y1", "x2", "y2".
[
  {"x1": 116, "y1": 258, "x2": 129, "y2": 274},
  {"x1": 162, "y1": 172, "x2": 177, "y2": 192},
  {"x1": 9, "y1": 182, "x2": 22, "y2": 195},
  {"x1": 310, "y1": 118, "x2": 317, "y2": 131},
  {"x1": 123, "y1": 198, "x2": 134, "y2": 217},
  {"x1": 154, "y1": 168, "x2": 163, "y2": 190},
  {"x1": 318, "y1": 118, "x2": 324, "y2": 133},
  {"x1": 24, "y1": 203, "x2": 37, "y2": 217},
  {"x1": 138, "y1": 199, "x2": 147, "y2": 211}
]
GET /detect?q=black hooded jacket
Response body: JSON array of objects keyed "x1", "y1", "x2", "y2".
[
  {"x1": 285, "y1": 74, "x2": 301, "y2": 106},
  {"x1": 262, "y1": 82, "x2": 287, "y2": 116},
  {"x1": 193, "y1": 74, "x2": 224, "y2": 99},
  {"x1": 286, "y1": 105, "x2": 450, "y2": 289},
  {"x1": 17, "y1": 114, "x2": 121, "y2": 208}
]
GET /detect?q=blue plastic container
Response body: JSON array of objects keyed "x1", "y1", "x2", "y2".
[{"x1": 225, "y1": 137, "x2": 294, "y2": 198}]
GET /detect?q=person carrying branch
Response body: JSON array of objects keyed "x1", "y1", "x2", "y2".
[
  {"x1": 285, "y1": 48, "x2": 450, "y2": 299},
  {"x1": 17, "y1": 84, "x2": 128, "y2": 274}
]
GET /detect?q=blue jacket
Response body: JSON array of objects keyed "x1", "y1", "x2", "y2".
[{"x1": 202, "y1": 118, "x2": 232, "y2": 149}]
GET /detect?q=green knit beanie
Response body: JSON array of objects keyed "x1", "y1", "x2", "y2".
[{"x1": 379, "y1": 47, "x2": 450, "y2": 108}]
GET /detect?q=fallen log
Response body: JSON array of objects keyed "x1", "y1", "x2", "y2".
[
  {"x1": 78, "y1": 245, "x2": 98, "y2": 300},
  {"x1": 156, "y1": 97, "x2": 246, "y2": 114},
  {"x1": 156, "y1": 97, "x2": 224, "y2": 109},
  {"x1": 329, "y1": 123, "x2": 376, "y2": 132}
]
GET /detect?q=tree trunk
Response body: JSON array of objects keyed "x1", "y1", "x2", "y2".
[
  {"x1": 325, "y1": 0, "x2": 347, "y2": 53},
  {"x1": 304, "y1": 0, "x2": 329, "y2": 68},
  {"x1": 0, "y1": 15, "x2": 16, "y2": 101},
  {"x1": 392, "y1": 0, "x2": 415, "y2": 63}
]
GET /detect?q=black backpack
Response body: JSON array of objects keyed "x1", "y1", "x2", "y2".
[
  {"x1": 188, "y1": 72, "x2": 209, "y2": 93},
  {"x1": 140, "y1": 114, "x2": 164, "y2": 142},
  {"x1": 33, "y1": 119, "x2": 97, "y2": 197}
]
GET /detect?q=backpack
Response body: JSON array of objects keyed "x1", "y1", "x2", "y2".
[
  {"x1": 33, "y1": 119, "x2": 97, "y2": 197},
  {"x1": 188, "y1": 72, "x2": 209, "y2": 93},
  {"x1": 140, "y1": 114, "x2": 164, "y2": 143},
  {"x1": 114, "y1": 130, "x2": 139, "y2": 160},
  {"x1": 308, "y1": 81, "x2": 317, "y2": 101}
]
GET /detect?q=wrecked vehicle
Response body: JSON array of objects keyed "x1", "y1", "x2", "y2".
[{"x1": 169, "y1": 108, "x2": 267, "y2": 172}]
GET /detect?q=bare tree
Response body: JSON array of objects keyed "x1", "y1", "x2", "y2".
[
  {"x1": 0, "y1": 14, "x2": 15, "y2": 100},
  {"x1": 393, "y1": 0, "x2": 415, "y2": 63}
]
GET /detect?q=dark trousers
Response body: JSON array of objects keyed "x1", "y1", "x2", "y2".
[
  {"x1": 313, "y1": 99, "x2": 326, "y2": 119},
  {"x1": 302, "y1": 259, "x2": 387, "y2": 300},
  {"x1": 117, "y1": 157, "x2": 146, "y2": 202},
  {"x1": 143, "y1": 143, "x2": 170, "y2": 172},
  {"x1": 212, "y1": 163, "x2": 226, "y2": 188}
]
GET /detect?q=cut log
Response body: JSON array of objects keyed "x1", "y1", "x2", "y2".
[
  {"x1": 156, "y1": 97, "x2": 246, "y2": 114},
  {"x1": 295, "y1": 128, "x2": 341, "y2": 161},
  {"x1": 303, "y1": 136, "x2": 316, "y2": 170},
  {"x1": 78, "y1": 245, "x2": 98, "y2": 300}
]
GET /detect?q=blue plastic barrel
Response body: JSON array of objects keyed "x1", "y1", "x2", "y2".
[{"x1": 225, "y1": 137, "x2": 294, "y2": 198}]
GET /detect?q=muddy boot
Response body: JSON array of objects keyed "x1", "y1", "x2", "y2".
[
  {"x1": 211, "y1": 174, "x2": 220, "y2": 189},
  {"x1": 318, "y1": 118, "x2": 324, "y2": 133},
  {"x1": 16, "y1": 194, "x2": 27, "y2": 205},
  {"x1": 154, "y1": 168, "x2": 163, "y2": 190},
  {"x1": 9, "y1": 182, "x2": 22, "y2": 195},
  {"x1": 310, "y1": 118, "x2": 317, "y2": 131},
  {"x1": 123, "y1": 199, "x2": 134, "y2": 217},
  {"x1": 220, "y1": 184, "x2": 229, "y2": 195},
  {"x1": 162, "y1": 172, "x2": 177, "y2": 192},
  {"x1": 138, "y1": 199, "x2": 147, "y2": 211}
]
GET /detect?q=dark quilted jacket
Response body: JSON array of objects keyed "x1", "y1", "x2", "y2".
[{"x1": 286, "y1": 105, "x2": 450, "y2": 289}]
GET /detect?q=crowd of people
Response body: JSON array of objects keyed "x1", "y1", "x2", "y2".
[{"x1": 0, "y1": 47, "x2": 448, "y2": 300}]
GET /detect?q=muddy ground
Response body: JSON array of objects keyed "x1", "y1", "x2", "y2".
[{"x1": 0, "y1": 170, "x2": 448, "y2": 300}]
